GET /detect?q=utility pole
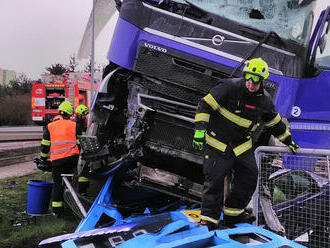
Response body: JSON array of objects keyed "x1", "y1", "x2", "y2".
[{"x1": 90, "y1": 0, "x2": 96, "y2": 106}]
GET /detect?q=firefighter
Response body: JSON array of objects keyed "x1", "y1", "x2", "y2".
[
  {"x1": 75, "y1": 104, "x2": 89, "y2": 135},
  {"x1": 193, "y1": 57, "x2": 299, "y2": 230},
  {"x1": 74, "y1": 104, "x2": 89, "y2": 195},
  {"x1": 40, "y1": 100, "x2": 80, "y2": 217}
]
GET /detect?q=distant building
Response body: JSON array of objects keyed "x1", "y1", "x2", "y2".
[{"x1": 0, "y1": 67, "x2": 16, "y2": 86}]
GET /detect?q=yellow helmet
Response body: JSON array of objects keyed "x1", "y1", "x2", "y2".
[
  {"x1": 243, "y1": 57, "x2": 269, "y2": 83},
  {"x1": 75, "y1": 104, "x2": 89, "y2": 115},
  {"x1": 58, "y1": 101, "x2": 73, "y2": 115}
]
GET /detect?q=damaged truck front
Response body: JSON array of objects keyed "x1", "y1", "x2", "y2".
[{"x1": 76, "y1": 0, "x2": 330, "y2": 233}]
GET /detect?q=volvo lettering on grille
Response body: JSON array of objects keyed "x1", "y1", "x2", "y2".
[{"x1": 144, "y1": 42, "x2": 167, "y2": 53}]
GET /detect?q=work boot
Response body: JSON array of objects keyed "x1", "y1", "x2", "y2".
[
  {"x1": 78, "y1": 182, "x2": 89, "y2": 196},
  {"x1": 78, "y1": 178, "x2": 89, "y2": 196},
  {"x1": 52, "y1": 207, "x2": 64, "y2": 218},
  {"x1": 223, "y1": 211, "x2": 256, "y2": 227},
  {"x1": 199, "y1": 219, "x2": 218, "y2": 231}
]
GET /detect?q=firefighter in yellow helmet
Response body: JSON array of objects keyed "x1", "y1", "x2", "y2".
[
  {"x1": 193, "y1": 58, "x2": 299, "y2": 230},
  {"x1": 39, "y1": 100, "x2": 80, "y2": 217},
  {"x1": 75, "y1": 104, "x2": 89, "y2": 135},
  {"x1": 74, "y1": 104, "x2": 89, "y2": 195}
]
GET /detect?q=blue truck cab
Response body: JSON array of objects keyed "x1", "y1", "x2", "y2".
[{"x1": 104, "y1": 0, "x2": 330, "y2": 149}]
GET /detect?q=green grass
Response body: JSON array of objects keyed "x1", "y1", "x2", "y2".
[{"x1": 0, "y1": 172, "x2": 80, "y2": 248}]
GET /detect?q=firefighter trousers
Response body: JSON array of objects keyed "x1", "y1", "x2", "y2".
[
  {"x1": 201, "y1": 147, "x2": 258, "y2": 220},
  {"x1": 51, "y1": 155, "x2": 79, "y2": 210}
]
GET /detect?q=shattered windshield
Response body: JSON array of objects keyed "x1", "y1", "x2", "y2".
[{"x1": 174, "y1": 0, "x2": 315, "y2": 46}]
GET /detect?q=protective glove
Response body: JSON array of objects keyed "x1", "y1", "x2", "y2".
[
  {"x1": 34, "y1": 158, "x2": 52, "y2": 172},
  {"x1": 288, "y1": 140, "x2": 299, "y2": 154},
  {"x1": 193, "y1": 130, "x2": 206, "y2": 151},
  {"x1": 33, "y1": 158, "x2": 40, "y2": 164}
]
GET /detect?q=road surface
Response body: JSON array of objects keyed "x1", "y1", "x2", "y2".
[
  {"x1": 0, "y1": 126, "x2": 42, "y2": 142},
  {"x1": 0, "y1": 126, "x2": 42, "y2": 179},
  {"x1": 0, "y1": 161, "x2": 38, "y2": 180}
]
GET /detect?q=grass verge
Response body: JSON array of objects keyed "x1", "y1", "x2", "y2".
[{"x1": 0, "y1": 172, "x2": 80, "y2": 248}]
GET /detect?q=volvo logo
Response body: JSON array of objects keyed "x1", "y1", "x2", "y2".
[
  {"x1": 182, "y1": 34, "x2": 248, "y2": 47},
  {"x1": 144, "y1": 42, "x2": 167, "y2": 53},
  {"x1": 212, "y1": 35, "x2": 225, "y2": 46}
]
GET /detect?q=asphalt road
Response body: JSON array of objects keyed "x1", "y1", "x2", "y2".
[
  {"x1": 0, "y1": 126, "x2": 42, "y2": 142},
  {"x1": 0, "y1": 161, "x2": 38, "y2": 180},
  {"x1": 0, "y1": 126, "x2": 43, "y2": 132},
  {"x1": 0, "y1": 126, "x2": 42, "y2": 179},
  {"x1": 0, "y1": 141, "x2": 40, "y2": 151}
]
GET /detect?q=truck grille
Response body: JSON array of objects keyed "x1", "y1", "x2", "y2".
[{"x1": 144, "y1": 112, "x2": 201, "y2": 157}]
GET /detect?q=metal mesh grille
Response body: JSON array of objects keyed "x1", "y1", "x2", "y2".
[
  {"x1": 144, "y1": 112, "x2": 199, "y2": 155},
  {"x1": 141, "y1": 77, "x2": 204, "y2": 105},
  {"x1": 255, "y1": 147, "x2": 330, "y2": 247},
  {"x1": 135, "y1": 46, "x2": 220, "y2": 104}
]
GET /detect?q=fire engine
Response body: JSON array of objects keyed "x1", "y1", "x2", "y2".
[{"x1": 31, "y1": 73, "x2": 99, "y2": 125}]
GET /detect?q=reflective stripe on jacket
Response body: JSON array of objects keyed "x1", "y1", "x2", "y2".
[
  {"x1": 48, "y1": 119, "x2": 79, "y2": 161},
  {"x1": 195, "y1": 78, "x2": 292, "y2": 156},
  {"x1": 205, "y1": 133, "x2": 252, "y2": 156}
]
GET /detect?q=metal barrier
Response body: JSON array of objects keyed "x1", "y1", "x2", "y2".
[{"x1": 253, "y1": 146, "x2": 330, "y2": 248}]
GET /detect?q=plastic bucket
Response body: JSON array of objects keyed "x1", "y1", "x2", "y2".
[{"x1": 27, "y1": 180, "x2": 54, "y2": 215}]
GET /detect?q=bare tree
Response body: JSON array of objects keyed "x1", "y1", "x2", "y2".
[
  {"x1": 68, "y1": 54, "x2": 79, "y2": 72},
  {"x1": 82, "y1": 56, "x2": 103, "y2": 73}
]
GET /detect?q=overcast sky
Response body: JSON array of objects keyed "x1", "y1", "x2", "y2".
[
  {"x1": 0, "y1": 0, "x2": 115, "y2": 79},
  {"x1": 0, "y1": 1, "x2": 328, "y2": 80}
]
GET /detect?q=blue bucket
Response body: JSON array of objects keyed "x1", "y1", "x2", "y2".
[{"x1": 27, "y1": 180, "x2": 54, "y2": 215}]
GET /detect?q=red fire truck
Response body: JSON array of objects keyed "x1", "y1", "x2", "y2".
[{"x1": 31, "y1": 73, "x2": 99, "y2": 125}]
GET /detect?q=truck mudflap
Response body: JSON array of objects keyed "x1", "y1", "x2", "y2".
[{"x1": 39, "y1": 213, "x2": 306, "y2": 248}]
